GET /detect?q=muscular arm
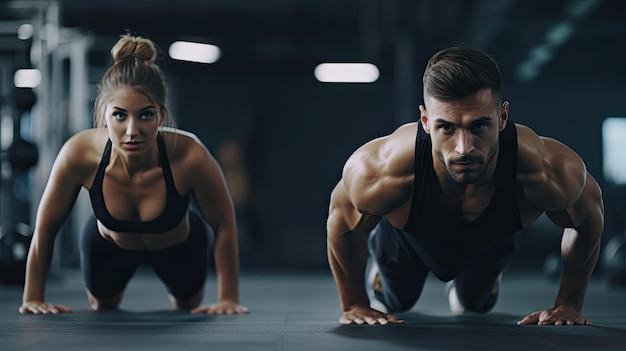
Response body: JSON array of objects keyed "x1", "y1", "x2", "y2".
[
  {"x1": 551, "y1": 173, "x2": 603, "y2": 313},
  {"x1": 327, "y1": 180, "x2": 381, "y2": 312},
  {"x1": 327, "y1": 124, "x2": 415, "y2": 324},
  {"x1": 516, "y1": 125, "x2": 604, "y2": 325}
]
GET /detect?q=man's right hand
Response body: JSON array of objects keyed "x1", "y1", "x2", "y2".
[
  {"x1": 19, "y1": 301, "x2": 73, "y2": 314},
  {"x1": 339, "y1": 305, "x2": 404, "y2": 325}
]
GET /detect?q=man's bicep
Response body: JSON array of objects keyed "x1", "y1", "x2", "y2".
[
  {"x1": 328, "y1": 180, "x2": 381, "y2": 236},
  {"x1": 546, "y1": 172, "x2": 604, "y2": 229}
]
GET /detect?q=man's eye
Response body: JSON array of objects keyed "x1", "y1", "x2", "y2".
[{"x1": 472, "y1": 123, "x2": 487, "y2": 132}]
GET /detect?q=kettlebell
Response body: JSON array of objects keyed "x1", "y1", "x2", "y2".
[{"x1": 0, "y1": 223, "x2": 32, "y2": 285}]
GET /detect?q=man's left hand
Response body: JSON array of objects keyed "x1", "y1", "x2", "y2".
[{"x1": 517, "y1": 305, "x2": 591, "y2": 326}]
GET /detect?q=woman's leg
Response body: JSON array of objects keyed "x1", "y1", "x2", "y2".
[
  {"x1": 151, "y1": 210, "x2": 209, "y2": 309},
  {"x1": 79, "y1": 214, "x2": 139, "y2": 310}
]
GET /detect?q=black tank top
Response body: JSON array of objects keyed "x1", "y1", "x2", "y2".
[
  {"x1": 89, "y1": 133, "x2": 190, "y2": 233},
  {"x1": 402, "y1": 122, "x2": 523, "y2": 280}
]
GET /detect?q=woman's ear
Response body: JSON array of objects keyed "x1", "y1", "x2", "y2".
[{"x1": 159, "y1": 106, "x2": 168, "y2": 126}]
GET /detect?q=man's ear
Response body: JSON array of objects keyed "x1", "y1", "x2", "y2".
[
  {"x1": 419, "y1": 104, "x2": 430, "y2": 134},
  {"x1": 499, "y1": 101, "x2": 509, "y2": 131}
]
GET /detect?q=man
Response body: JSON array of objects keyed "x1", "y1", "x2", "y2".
[{"x1": 326, "y1": 46, "x2": 604, "y2": 326}]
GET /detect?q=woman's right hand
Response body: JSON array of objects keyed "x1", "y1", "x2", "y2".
[{"x1": 19, "y1": 301, "x2": 73, "y2": 314}]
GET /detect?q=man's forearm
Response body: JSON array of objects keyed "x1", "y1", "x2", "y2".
[
  {"x1": 556, "y1": 226, "x2": 601, "y2": 310},
  {"x1": 328, "y1": 231, "x2": 370, "y2": 311}
]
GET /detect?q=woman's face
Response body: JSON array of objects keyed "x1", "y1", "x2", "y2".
[{"x1": 103, "y1": 87, "x2": 164, "y2": 157}]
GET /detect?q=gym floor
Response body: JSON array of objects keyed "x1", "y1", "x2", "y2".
[{"x1": 1, "y1": 268, "x2": 625, "y2": 351}]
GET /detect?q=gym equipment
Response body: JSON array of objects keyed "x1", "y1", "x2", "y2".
[
  {"x1": 543, "y1": 250, "x2": 561, "y2": 280},
  {"x1": 14, "y1": 86, "x2": 37, "y2": 111},
  {"x1": 0, "y1": 86, "x2": 39, "y2": 286},
  {"x1": 0, "y1": 222, "x2": 32, "y2": 285},
  {"x1": 602, "y1": 231, "x2": 626, "y2": 289},
  {"x1": 6, "y1": 136, "x2": 39, "y2": 170}
]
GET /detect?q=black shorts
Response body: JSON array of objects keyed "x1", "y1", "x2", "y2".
[
  {"x1": 79, "y1": 210, "x2": 209, "y2": 299},
  {"x1": 369, "y1": 216, "x2": 514, "y2": 312}
]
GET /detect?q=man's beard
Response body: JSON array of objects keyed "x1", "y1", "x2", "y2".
[{"x1": 435, "y1": 144, "x2": 498, "y2": 184}]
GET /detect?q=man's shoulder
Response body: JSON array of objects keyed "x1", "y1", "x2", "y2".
[
  {"x1": 391, "y1": 122, "x2": 419, "y2": 139},
  {"x1": 515, "y1": 123, "x2": 588, "y2": 210},
  {"x1": 350, "y1": 122, "x2": 417, "y2": 175},
  {"x1": 379, "y1": 122, "x2": 419, "y2": 158}
]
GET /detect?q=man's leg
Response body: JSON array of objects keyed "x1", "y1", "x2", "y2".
[
  {"x1": 447, "y1": 237, "x2": 514, "y2": 313},
  {"x1": 368, "y1": 217, "x2": 430, "y2": 313}
]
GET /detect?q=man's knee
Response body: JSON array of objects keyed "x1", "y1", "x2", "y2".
[
  {"x1": 385, "y1": 295, "x2": 420, "y2": 313},
  {"x1": 457, "y1": 293, "x2": 498, "y2": 313},
  {"x1": 449, "y1": 279, "x2": 500, "y2": 314},
  {"x1": 380, "y1": 283, "x2": 424, "y2": 313}
]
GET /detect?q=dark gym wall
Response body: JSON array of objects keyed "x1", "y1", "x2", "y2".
[{"x1": 172, "y1": 69, "x2": 395, "y2": 269}]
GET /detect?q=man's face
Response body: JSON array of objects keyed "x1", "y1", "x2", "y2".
[{"x1": 419, "y1": 88, "x2": 508, "y2": 185}]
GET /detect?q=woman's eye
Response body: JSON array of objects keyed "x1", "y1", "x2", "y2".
[
  {"x1": 112, "y1": 112, "x2": 125, "y2": 120},
  {"x1": 140, "y1": 111, "x2": 154, "y2": 120}
]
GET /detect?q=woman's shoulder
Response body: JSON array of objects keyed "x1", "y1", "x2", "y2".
[
  {"x1": 62, "y1": 128, "x2": 109, "y2": 156},
  {"x1": 159, "y1": 127, "x2": 211, "y2": 160},
  {"x1": 159, "y1": 127, "x2": 201, "y2": 143},
  {"x1": 66, "y1": 128, "x2": 105, "y2": 140}
]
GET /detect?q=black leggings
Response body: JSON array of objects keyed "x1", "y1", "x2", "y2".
[{"x1": 80, "y1": 211, "x2": 209, "y2": 299}]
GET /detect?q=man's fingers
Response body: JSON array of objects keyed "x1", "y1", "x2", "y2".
[
  {"x1": 517, "y1": 313, "x2": 539, "y2": 325},
  {"x1": 340, "y1": 311, "x2": 403, "y2": 325},
  {"x1": 387, "y1": 314, "x2": 404, "y2": 323},
  {"x1": 57, "y1": 305, "x2": 73, "y2": 313}
]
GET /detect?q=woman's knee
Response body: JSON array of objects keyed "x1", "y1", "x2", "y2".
[
  {"x1": 86, "y1": 290, "x2": 123, "y2": 311},
  {"x1": 169, "y1": 288, "x2": 204, "y2": 310}
]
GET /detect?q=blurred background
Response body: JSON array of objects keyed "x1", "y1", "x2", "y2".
[{"x1": 0, "y1": 0, "x2": 624, "y2": 281}]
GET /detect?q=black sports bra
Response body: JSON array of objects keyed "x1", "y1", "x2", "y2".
[{"x1": 88, "y1": 133, "x2": 190, "y2": 233}]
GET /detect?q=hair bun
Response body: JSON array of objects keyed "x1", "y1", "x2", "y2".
[{"x1": 111, "y1": 34, "x2": 157, "y2": 64}]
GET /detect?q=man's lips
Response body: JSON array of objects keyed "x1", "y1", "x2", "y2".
[{"x1": 451, "y1": 159, "x2": 481, "y2": 169}]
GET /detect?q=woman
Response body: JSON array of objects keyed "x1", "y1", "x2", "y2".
[{"x1": 19, "y1": 33, "x2": 249, "y2": 315}]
